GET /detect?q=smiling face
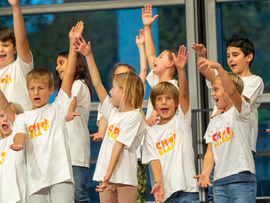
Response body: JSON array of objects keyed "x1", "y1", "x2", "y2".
[
  {"x1": 0, "y1": 110, "x2": 12, "y2": 138},
  {"x1": 0, "y1": 40, "x2": 16, "y2": 69},
  {"x1": 211, "y1": 78, "x2": 232, "y2": 112},
  {"x1": 28, "y1": 79, "x2": 54, "y2": 110},
  {"x1": 109, "y1": 80, "x2": 123, "y2": 107},
  {"x1": 154, "y1": 93, "x2": 178, "y2": 124},
  {"x1": 56, "y1": 55, "x2": 68, "y2": 80},
  {"x1": 226, "y1": 46, "x2": 252, "y2": 77}
]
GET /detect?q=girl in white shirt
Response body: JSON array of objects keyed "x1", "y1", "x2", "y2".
[
  {"x1": 75, "y1": 35, "x2": 164, "y2": 203},
  {"x1": 55, "y1": 51, "x2": 92, "y2": 203}
]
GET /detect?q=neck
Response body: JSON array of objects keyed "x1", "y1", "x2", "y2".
[
  {"x1": 159, "y1": 74, "x2": 174, "y2": 82},
  {"x1": 237, "y1": 67, "x2": 252, "y2": 77}
]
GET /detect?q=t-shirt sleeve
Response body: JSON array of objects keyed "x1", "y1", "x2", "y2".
[
  {"x1": 17, "y1": 51, "x2": 34, "y2": 75},
  {"x1": 54, "y1": 89, "x2": 73, "y2": 116},
  {"x1": 204, "y1": 119, "x2": 215, "y2": 143},
  {"x1": 177, "y1": 104, "x2": 191, "y2": 130},
  {"x1": 71, "y1": 80, "x2": 83, "y2": 99},
  {"x1": 116, "y1": 111, "x2": 143, "y2": 148},
  {"x1": 142, "y1": 130, "x2": 159, "y2": 164},
  {"x1": 96, "y1": 103, "x2": 104, "y2": 126},
  {"x1": 146, "y1": 70, "x2": 160, "y2": 88},
  {"x1": 238, "y1": 98, "x2": 250, "y2": 123},
  {"x1": 206, "y1": 69, "x2": 218, "y2": 89},
  {"x1": 13, "y1": 114, "x2": 28, "y2": 135},
  {"x1": 100, "y1": 95, "x2": 114, "y2": 121},
  {"x1": 242, "y1": 77, "x2": 264, "y2": 105}
]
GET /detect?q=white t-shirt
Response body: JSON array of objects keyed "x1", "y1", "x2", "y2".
[
  {"x1": 14, "y1": 89, "x2": 74, "y2": 196},
  {"x1": 204, "y1": 98, "x2": 255, "y2": 181},
  {"x1": 93, "y1": 96, "x2": 147, "y2": 186},
  {"x1": 0, "y1": 134, "x2": 28, "y2": 203},
  {"x1": 142, "y1": 106, "x2": 198, "y2": 201},
  {"x1": 0, "y1": 55, "x2": 33, "y2": 111},
  {"x1": 207, "y1": 71, "x2": 264, "y2": 152},
  {"x1": 66, "y1": 80, "x2": 91, "y2": 167},
  {"x1": 145, "y1": 71, "x2": 178, "y2": 119}
]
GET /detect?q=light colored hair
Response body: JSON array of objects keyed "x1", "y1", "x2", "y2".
[
  {"x1": 0, "y1": 102, "x2": 24, "y2": 139},
  {"x1": 27, "y1": 67, "x2": 54, "y2": 89},
  {"x1": 211, "y1": 72, "x2": 244, "y2": 95},
  {"x1": 114, "y1": 72, "x2": 145, "y2": 119},
  {"x1": 150, "y1": 82, "x2": 179, "y2": 109}
]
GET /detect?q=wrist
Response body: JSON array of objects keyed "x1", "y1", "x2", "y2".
[{"x1": 154, "y1": 181, "x2": 163, "y2": 185}]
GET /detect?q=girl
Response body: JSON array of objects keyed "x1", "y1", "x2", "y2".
[
  {"x1": 0, "y1": 91, "x2": 27, "y2": 202},
  {"x1": 55, "y1": 51, "x2": 92, "y2": 203},
  {"x1": 75, "y1": 35, "x2": 162, "y2": 203}
]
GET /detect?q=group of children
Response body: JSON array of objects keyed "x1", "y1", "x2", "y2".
[{"x1": 0, "y1": 1, "x2": 265, "y2": 203}]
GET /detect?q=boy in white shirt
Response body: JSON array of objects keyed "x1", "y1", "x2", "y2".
[
  {"x1": 142, "y1": 45, "x2": 199, "y2": 202},
  {"x1": 9, "y1": 21, "x2": 84, "y2": 203},
  {"x1": 194, "y1": 58, "x2": 256, "y2": 202},
  {"x1": 0, "y1": 0, "x2": 33, "y2": 111}
]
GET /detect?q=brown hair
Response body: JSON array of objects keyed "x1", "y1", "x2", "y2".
[
  {"x1": 150, "y1": 82, "x2": 179, "y2": 109},
  {"x1": 27, "y1": 67, "x2": 54, "y2": 89},
  {"x1": 0, "y1": 28, "x2": 15, "y2": 47}
]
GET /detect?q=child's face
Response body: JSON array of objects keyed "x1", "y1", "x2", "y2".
[
  {"x1": 56, "y1": 55, "x2": 68, "y2": 80},
  {"x1": 153, "y1": 51, "x2": 171, "y2": 77},
  {"x1": 226, "y1": 46, "x2": 252, "y2": 76},
  {"x1": 0, "y1": 110, "x2": 12, "y2": 137},
  {"x1": 211, "y1": 79, "x2": 232, "y2": 112},
  {"x1": 109, "y1": 80, "x2": 123, "y2": 107},
  {"x1": 28, "y1": 79, "x2": 54, "y2": 110},
  {"x1": 154, "y1": 93, "x2": 178, "y2": 124},
  {"x1": 0, "y1": 40, "x2": 16, "y2": 69}
]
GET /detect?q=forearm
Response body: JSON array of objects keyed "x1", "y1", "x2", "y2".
[
  {"x1": 98, "y1": 116, "x2": 108, "y2": 135},
  {"x1": 105, "y1": 141, "x2": 124, "y2": 178},
  {"x1": 217, "y1": 66, "x2": 238, "y2": 96},
  {"x1": 144, "y1": 26, "x2": 156, "y2": 70},
  {"x1": 14, "y1": 133, "x2": 26, "y2": 145},
  {"x1": 150, "y1": 159, "x2": 163, "y2": 183},
  {"x1": 68, "y1": 97, "x2": 77, "y2": 112},
  {"x1": 177, "y1": 68, "x2": 189, "y2": 114},
  {"x1": 138, "y1": 45, "x2": 148, "y2": 86},
  {"x1": 201, "y1": 143, "x2": 215, "y2": 177}
]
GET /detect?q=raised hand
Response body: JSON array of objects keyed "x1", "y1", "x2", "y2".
[
  {"x1": 197, "y1": 58, "x2": 222, "y2": 73},
  {"x1": 136, "y1": 29, "x2": 145, "y2": 46},
  {"x1": 90, "y1": 132, "x2": 104, "y2": 142},
  {"x1": 191, "y1": 43, "x2": 207, "y2": 58},
  {"x1": 172, "y1": 45, "x2": 189, "y2": 70},
  {"x1": 74, "y1": 36, "x2": 92, "y2": 57},
  {"x1": 66, "y1": 112, "x2": 80, "y2": 122},
  {"x1": 8, "y1": 0, "x2": 19, "y2": 7},
  {"x1": 193, "y1": 174, "x2": 213, "y2": 188},
  {"x1": 69, "y1": 21, "x2": 84, "y2": 43},
  {"x1": 151, "y1": 183, "x2": 165, "y2": 203},
  {"x1": 142, "y1": 4, "x2": 159, "y2": 26}
]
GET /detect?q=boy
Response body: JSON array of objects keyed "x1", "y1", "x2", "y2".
[
  {"x1": 0, "y1": 0, "x2": 33, "y2": 111},
  {"x1": 9, "y1": 21, "x2": 84, "y2": 202},
  {"x1": 142, "y1": 45, "x2": 199, "y2": 202},
  {"x1": 194, "y1": 58, "x2": 256, "y2": 202}
]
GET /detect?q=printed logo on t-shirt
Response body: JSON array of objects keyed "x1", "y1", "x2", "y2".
[
  {"x1": 107, "y1": 123, "x2": 120, "y2": 140},
  {"x1": 149, "y1": 99, "x2": 152, "y2": 104},
  {"x1": 0, "y1": 151, "x2": 6, "y2": 165},
  {"x1": 28, "y1": 117, "x2": 50, "y2": 139},
  {"x1": 156, "y1": 129, "x2": 176, "y2": 156},
  {"x1": 212, "y1": 126, "x2": 234, "y2": 148},
  {"x1": 0, "y1": 73, "x2": 12, "y2": 89}
]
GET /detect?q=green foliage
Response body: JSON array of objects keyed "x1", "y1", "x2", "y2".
[{"x1": 137, "y1": 161, "x2": 147, "y2": 203}]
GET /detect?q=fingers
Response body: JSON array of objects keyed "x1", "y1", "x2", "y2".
[{"x1": 266, "y1": 129, "x2": 270, "y2": 133}]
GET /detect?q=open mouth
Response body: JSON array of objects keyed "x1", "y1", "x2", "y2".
[
  {"x1": 161, "y1": 108, "x2": 169, "y2": 114},
  {"x1": 0, "y1": 55, "x2": 6, "y2": 60},
  {"x1": 1, "y1": 124, "x2": 9, "y2": 131},
  {"x1": 230, "y1": 64, "x2": 236, "y2": 69},
  {"x1": 34, "y1": 97, "x2": 41, "y2": 102}
]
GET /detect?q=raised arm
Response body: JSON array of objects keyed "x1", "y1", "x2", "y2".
[
  {"x1": 197, "y1": 58, "x2": 242, "y2": 112},
  {"x1": 61, "y1": 21, "x2": 83, "y2": 97},
  {"x1": 142, "y1": 4, "x2": 159, "y2": 71},
  {"x1": 136, "y1": 29, "x2": 148, "y2": 87},
  {"x1": 75, "y1": 36, "x2": 107, "y2": 104},
  {"x1": 8, "y1": 0, "x2": 32, "y2": 63},
  {"x1": 0, "y1": 90, "x2": 16, "y2": 124},
  {"x1": 173, "y1": 45, "x2": 189, "y2": 114}
]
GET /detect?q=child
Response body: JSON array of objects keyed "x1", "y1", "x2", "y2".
[
  {"x1": 192, "y1": 39, "x2": 264, "y2": 156},
  {"x1": 0, "y1": 88, "x2": 27, "y2": 203},
  {"x1": 194, "y1": 58, "x2": 256, "y2": 202},
  {"x1": 9, "y1": 21, "x2": 84, "y2": 202},
  {"x1": 0, "y1": 0, "x2": 33, "y2": 111},
  {"x1": 142, "y1": 4, "x2": 178, "y2": 126},
  {"x1": 55, "y1": 51, "x2": 92, "y2": 203},
  {"x1": 142, "y1": 45, "x2": 199, "y2": 203},
  {"x1": 75, "y1": 35, "x2": 151, "y2": 203}
]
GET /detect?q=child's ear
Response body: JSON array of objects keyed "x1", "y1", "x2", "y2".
[
  {"x1": 167, "y1": 60, "x2": 174, "y2": 68},
  {"x1": 49, "y1": 86, "x2": 54, "y2": 95},
  {"x1": 13, "y1": 46, "x2": 17, "y2": 54},
  {"x1": 246, "y1": 52, "x2": 253, "y2": 63}
]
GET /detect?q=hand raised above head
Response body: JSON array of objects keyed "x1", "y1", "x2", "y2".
[
  {"x1": 142, "y1": 4, "x2": 159, "y2": 26},
  {"x1": 69, "y1": 21, "x2": 84, "y2": 42},
  {"x1": 172, "y1": 45, "x2": 189, "y2": 70}
]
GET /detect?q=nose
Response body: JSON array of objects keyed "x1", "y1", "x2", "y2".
[
  {"x1": 211, "y1": 90, "x2": 215, "y2": 97},
  {"x1": 3, "y1": 115, "x2": 8, "y2": 121},
  {"x1": 56, "y1": 64, "x2": 60, "y2": 71}
]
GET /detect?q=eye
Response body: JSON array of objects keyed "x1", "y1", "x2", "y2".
[{"x1": 0, "y1": 114, "x2": 5, "y2": 118}]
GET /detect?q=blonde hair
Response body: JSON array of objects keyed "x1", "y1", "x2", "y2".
[
  {"x1": 27, "y1": 67, "x2": 54, "y2": 89},
  {"x1": 212, "y1": 72, "x2": 244, "y2": 95},
  {"x1": 150, "y1": 82, "x2": 179, "y2": 109},
  {"x1": 114, "y1": 72, "x2": 145, "y2": 119},
  {"x1": 0, "y1": 102, "x2": 24, "y2": 139}
]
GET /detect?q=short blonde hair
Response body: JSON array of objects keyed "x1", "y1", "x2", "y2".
[
  {"x1": 211, "y1": 72, "x2": 244, "y2": 95},
  {"x1": 0, "y1": 102, "x2": 24, "y2": 139},
  {"x1": 27, "y1": 67, "x2": 54, "y2": 89},
  {"x1": 114, "y1": 72, "x2": 145, "y2": 119},
  {"x1": 150, "y1": 82, "x2": 179, "y2": 109}
]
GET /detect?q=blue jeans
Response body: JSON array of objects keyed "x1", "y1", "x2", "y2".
[
  {"x1": 213, "y1": 182, "x2": 256, "y2": 203},
  {"x1": 72, "y1": 166, "x2": 91, "y2": 203},
  {"x1": 165, "y1": 191, "x2": 200, "y2": 203}
]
